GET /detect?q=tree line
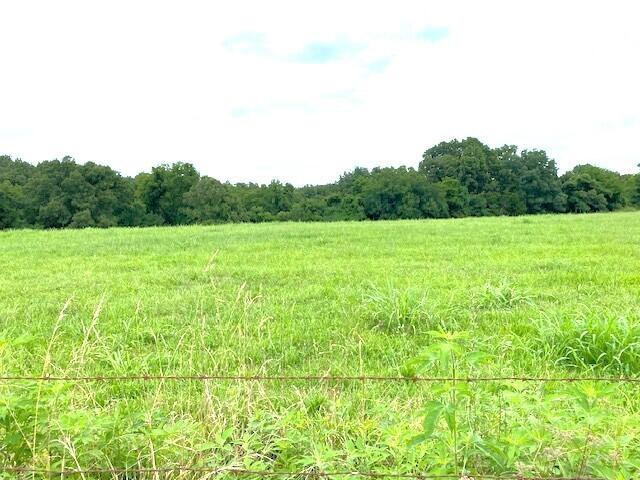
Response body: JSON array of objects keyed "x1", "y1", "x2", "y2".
[{"x1": 1, "y1": 138, "x2": 638, "y2": 229}]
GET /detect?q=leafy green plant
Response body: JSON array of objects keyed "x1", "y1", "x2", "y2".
[
  {"x1": 0, "y1": 382, "x2": 71, "y2": 465},
  {"x1": 553, "y1": 383, "x2": 617, "y2": 477},
  {"x1": 407, "y1": 331, "x2": 491, "y2": 475}
]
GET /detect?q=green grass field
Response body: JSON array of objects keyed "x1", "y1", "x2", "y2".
[{"x1": 1, "y1": 212, "x2": 640, "y2": 478}]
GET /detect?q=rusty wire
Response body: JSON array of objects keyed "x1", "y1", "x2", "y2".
[
  {"x1": 0, "y1": 374, "x2": 638, "y2": 383},
  {"x1": 0, "y1": 373, "x2": 628, "y2": 478},
  {"x1": 0, "y1": 466, "x2": 599, "y2": 479}
]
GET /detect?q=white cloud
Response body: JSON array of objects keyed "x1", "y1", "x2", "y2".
[{"x1": 0, "y1": 0, "x2": 638, "y2": 185}]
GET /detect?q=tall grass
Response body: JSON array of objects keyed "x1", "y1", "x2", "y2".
[
  {"x1": 361, "y1": 284, "x2": 432, "y2": 331},
  {"x1": 536, "y1": 310, "x2": 640, "y2": 375},
  {"x1": 1, "y1": 212, "x2": 640, "y2": 477}
]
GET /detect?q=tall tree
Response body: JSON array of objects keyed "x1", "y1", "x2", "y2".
[
  {"x1": 0, "y1": 155, "x2": 32, "y2": 228},
  {"x1": 561, "y1": 170, "x2": 609, "y2": 213},
  {"x1": 634, "y1": 166, "x2": 640, "y2": 206},
  {"x1": 136, "y1": 162, "x2": 200, "y2": 225},
  {"x1": 419, "y1": 138, "x2": 506, "y2": 215},
  {"x1": 517, "y1": 150, "x2": 566, "y2": 213},
  {"x1": 562, "y1": 165, "x2": 625, "y2": 212},
  {"x1": 0, "y1": 181, "x2": 21, "y2": 228},
  {"x1": 183, "y1": 177, "x2": 243, "y2": 223},
  {"x1": 360, "y1": 167, "x2": 447, "y2": 220}
]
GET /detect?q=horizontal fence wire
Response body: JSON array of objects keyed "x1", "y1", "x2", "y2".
[
  {"x1": 0, "y1": 374, "x2": 638, "y2": 382},
  {"x1": 0, "y1": 375, "x2": 627, "y2": 479},
  {"x1": 0, "y1": 467, "x2": 599, "y2": 479}
]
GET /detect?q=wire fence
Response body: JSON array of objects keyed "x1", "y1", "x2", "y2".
[
  {"x1": 0, "y1": 466, "x2": 600, "y2": 479},
  {"x1": 1, "y1": 373, "x2": 639, "y2": 383}
]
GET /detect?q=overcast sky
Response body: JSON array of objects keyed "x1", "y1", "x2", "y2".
[{"x1": 1, "y1": 1, "x2": 639, "y2": 185}]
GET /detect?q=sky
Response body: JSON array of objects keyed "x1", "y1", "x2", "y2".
[{"x1": 1, "y1": 0, "x2": 639, "y2": 185}]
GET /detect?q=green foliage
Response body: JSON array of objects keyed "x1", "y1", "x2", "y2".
[
  {"x1": 0, "y1": 181, "x2": 23, "y2": 228},
  {"x1": 419, "y1": 138, "x2": 567, "y2": 216},
  {"x1": 437, "y1": 177, "x2": 469, "y2": 217},
  {"x1": 561, "y1": 164, "x2": 626, "y2": 213},
  {"x1": 634, "y1": 165, "x2": 640, "y2": 206},
  {"x1": 183, "y1": 177, "x2": 243, "y2": 224},
  {"x1": 137, "y1": 162, "x2": 200, "y2": 225},
  {"x1": 0, "y1": 382, "x2": 199, "y2": 470},
  {"x1": 360, "y1": 167, "x2": 448, "y2": 220},
  {"x1": 518, "y1": 149, "x2": 566, "y2": 213},
  {"x1": 0, "y1": 156, "x2": 139, "y2": 229},
  {"x1": 1, "y1": 140, "x2": 636, "y2": 230},
  {"x1": 408, "y1": 332, "x2": 491, "y2": 473},
  {"x1": 407, "y1": 334, "x2": 640, "y2": 477}
]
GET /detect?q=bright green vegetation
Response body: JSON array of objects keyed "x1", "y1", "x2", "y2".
[
  {"x1": 2, "y1": 138, "x2": 640, "y2": 230},
  {"x1": 1, "y1": 212, "x2": 640, "y2": 478}
]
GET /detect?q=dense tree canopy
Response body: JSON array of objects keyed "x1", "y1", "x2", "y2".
[
  {"x1": 418, "y1": 139, "x2": 567, "y2": 216},
  {"x1": 0, "y1": 139, "x2": 637, "y2": 229},
  {"x1": 635, "y1": 165, "x2": 640, "y2": 205}
]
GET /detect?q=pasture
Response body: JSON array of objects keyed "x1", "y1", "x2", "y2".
[{"x1": 1, "y1": 212, "x2": 640, "y2": 478}]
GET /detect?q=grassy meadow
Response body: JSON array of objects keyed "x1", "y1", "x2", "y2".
[{"x1": 1, "y1": 212, "x2": 640, "y2": 478}]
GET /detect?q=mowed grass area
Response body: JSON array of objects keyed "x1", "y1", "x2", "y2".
[{"x1": 1, "y1": 212, "x2": 640, "y2": 478}]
